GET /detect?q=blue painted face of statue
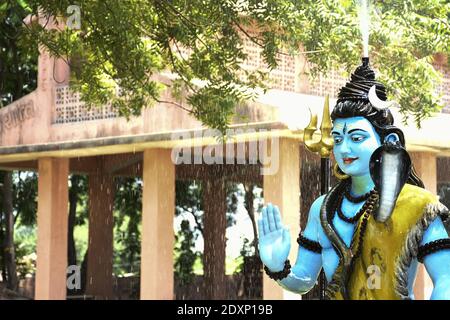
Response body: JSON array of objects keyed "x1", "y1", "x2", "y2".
[{"x1": 332, "y1": 116, "x2": 381, "y2": 177}]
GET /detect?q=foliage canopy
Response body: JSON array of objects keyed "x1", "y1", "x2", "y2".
[{"x1": 2, "y1": 0, "x2": 450, "y2": 129}]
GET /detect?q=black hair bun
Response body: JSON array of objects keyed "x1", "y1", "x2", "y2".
[{"x1": 337, "y1": 58, "x2": 387, "y2": 103}]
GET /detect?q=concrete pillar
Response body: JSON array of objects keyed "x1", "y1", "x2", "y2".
[
  {"x1": 36, "y1": 158, "x2": 69, "y2": 300},
  {"x1": 410, "y1": 152, "x2": 437, "y2": 300},
  {"x1": 262, "y1": 138, "x2": 301, "y2": 300},
  {"x1": 437, "y1": 157, "x2": 450, "y2": 184},
  {"x1": 140, "y1": 149, "x2": 175, "y2": 299},
  {"x1": 203, "y1": 176, "x2": 227, "y2": 299},
  {"x1": 86, "y1": 170, "x2": 115, "y2": 299}
]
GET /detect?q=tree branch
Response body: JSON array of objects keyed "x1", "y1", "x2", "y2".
[{"x1": 156, "y1": 99, "x2": 192, "y2": 113}]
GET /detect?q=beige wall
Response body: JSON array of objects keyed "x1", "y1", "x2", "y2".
[
  {"x1": 262, "y1": 138, "x2": 301, "y2": 300},
  {"x1": 35, "y1": 157, "x2": 69, "y2": 300},
  {"x1": 140, "y1": 149, "x2": 175, "y2": 299},
  {"x1": 0, "y1": 51, "x2": 279, "y2": 150},
  {"x1": 410, "y1": 152, "x2": 438, "y2": 300}
]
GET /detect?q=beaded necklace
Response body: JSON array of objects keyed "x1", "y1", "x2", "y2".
[
  {"x1": 336, "y1": 189, "x2": 378, "y2": 224},
  {"x1": 344, "y1": 183, "x2": 372, "y2": 203}
]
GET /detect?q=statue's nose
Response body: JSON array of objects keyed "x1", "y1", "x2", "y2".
[{"x1": 339, "y1": 139, "x2": 351, "y2": 154}]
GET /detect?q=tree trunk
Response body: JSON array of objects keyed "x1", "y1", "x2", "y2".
[
  {"x1": 68, "y1": 175, "x2": 79, "y2": 268},
  {"x1": 244, "y1": 183, "x2": 258, "y2": 256},
  {"x1": 3, "y1": 171, "x2": 18, "y2": 291},
  {"x1": 81, "y1": 249, "x2": 88, "y2": 294},
  {"x1": 0, "y1": 210, "x2": 6, "y2": 282},
  {"x1": 202, "y1": 177, "x2": 227, "y2": 299}
]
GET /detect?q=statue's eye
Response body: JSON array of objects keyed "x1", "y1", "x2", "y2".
[
  {"x1": 351, "y1": 135, "x2": 365, "y2": 142},
  {"x1": 334, "y1": 136, "x2": 343, "y2": 144}
]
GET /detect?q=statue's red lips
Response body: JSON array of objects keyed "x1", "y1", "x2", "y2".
[{"x1": 343, "y1": 157, "x2": 358, "y2": 164}]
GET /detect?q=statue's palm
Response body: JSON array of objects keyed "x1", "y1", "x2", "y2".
[{"x1": 258, "y1": 204, "x2": 291, "y2": 272}]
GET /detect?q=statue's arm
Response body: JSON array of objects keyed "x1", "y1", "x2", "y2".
[
  {"x1": 420, "y1": 216, "x2": 450, "y2": 300},
  {"x1": 276, "y1": 196, "x2": 325, "y2": 294}
]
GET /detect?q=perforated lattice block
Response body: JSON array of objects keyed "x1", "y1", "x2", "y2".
[{"x1": 54, "y1": 86, "x2": 118, "y2": 124}]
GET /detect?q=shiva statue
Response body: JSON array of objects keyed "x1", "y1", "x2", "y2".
[{"x1": 258, "y1": 57, "x2": 450, "y2": 300}]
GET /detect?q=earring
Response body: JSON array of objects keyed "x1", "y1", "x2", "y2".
[{"x1": 333, "y1": 163, "x2": 350, "y2": 180}]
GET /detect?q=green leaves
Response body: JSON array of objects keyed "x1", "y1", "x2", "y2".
[
  {"x1": 114, "y1": 177, "x2": 142, "y2": 276},
  {"x1": 0, "y1": 0, "x2": 38, "y2": 106},
  {"x1": 369, "y1": 0, "x2": 449, "y2": 125},
  {"x1": 13, "y1": 172, "x2": 38, "y2": 226},
  {"x1": 6, "y1": 0, "x2": 450, "y2": 131},
  {"x1": 174, "y1": 220, "x2": 199, "y2": 286}
]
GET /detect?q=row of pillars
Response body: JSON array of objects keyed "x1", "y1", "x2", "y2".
[
  {"x1": 34, "y1": 138, "x2": 298, "y2": 300},
  {"x1": 35, "y1": 149, "x2": 176, "y2": 299},
  {"x1": 34, "y1": 148, "x2": 238, "y2": 300},
  {"x1": 33, "y1": 141, "x2": 438, "y2": 300},
  {"x1": 36, "y1": 157, "x2": 117, "y2": 298}
]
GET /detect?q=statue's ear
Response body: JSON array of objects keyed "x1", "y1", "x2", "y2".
[{"x1": 384, "y1": 132, "x2": 400, "y2": 145}]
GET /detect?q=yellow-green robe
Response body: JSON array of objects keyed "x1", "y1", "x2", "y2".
[{"x1": 326, "y1": 183, "x2": 449, "y2": 300}]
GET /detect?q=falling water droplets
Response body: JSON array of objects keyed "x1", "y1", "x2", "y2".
[{"x1": 359, "y1": 0, "x2": 370, "y2": 57}]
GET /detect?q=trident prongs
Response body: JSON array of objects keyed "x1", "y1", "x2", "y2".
[{"x1": 303, "y1": 95, "x2": 334, "y2": 158}]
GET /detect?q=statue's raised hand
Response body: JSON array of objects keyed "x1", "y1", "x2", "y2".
[{"x1": 257, "y1": 203, "x2": 291, "y2": 272}]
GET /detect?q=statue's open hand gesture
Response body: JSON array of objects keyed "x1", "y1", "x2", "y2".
[{"x1": 257, "y1": 203, "x2": 291, "y2": 272}]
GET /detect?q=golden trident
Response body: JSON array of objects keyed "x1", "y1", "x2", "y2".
[
  {"x1": 302, "y1": 95, "x2": 334, "y2": 300},
  {"x1": 303, "y1": 95, "x2": 334, "y2": 158}
]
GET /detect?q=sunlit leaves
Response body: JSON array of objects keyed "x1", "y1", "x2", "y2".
[
  {"x1": 11, "y1": 0, "x2": 450, "y2": 130},
  {"x1": 0, "y1": 0, "x2": 38, "y2": 106}
]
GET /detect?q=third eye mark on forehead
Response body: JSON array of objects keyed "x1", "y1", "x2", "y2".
[{"x1": 332, "y1": 122, "x2": 368, "y2": 136}]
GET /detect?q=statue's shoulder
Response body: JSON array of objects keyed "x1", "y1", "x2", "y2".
[
  {"x1": 395, "y1": 184, "x2": 448, "y2": 222},
  {"x1": 307, "y1": 194, "x2": 326, "y2": 221},
  {"x1": 398, "y1": 183, "x2": 438, "y2": 205}
]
